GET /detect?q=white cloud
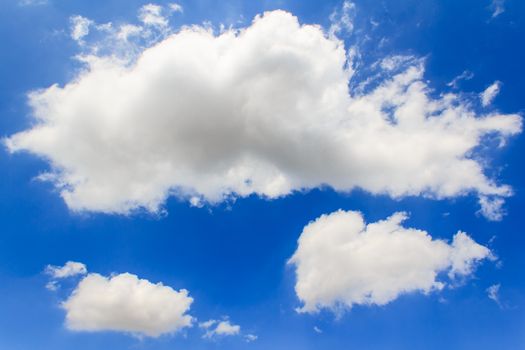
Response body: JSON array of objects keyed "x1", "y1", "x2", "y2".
[
  {"x1": 478, "y1": 195, "x2": 505, "y2": 221},
  {"x1": 245, "y1": 334, "x2": 258, "y2": 342},
  {"x1": 313, "y1": 326, "x2": 323, "y2": 333},
  {"x1": 46, "y1": 280, "x2": 59, "y2": 291},
  {"x1": 5, "y1": 10, "x2": 521, "y2": 217},
  {"x1": 212, "y1": 320, "x2": 241, "y2": 336},
  {"x1": 116, "y1": 24, "x2": 143, "y2": 42},
  {"x1": 46, "y1": 261, "x2": 87, "y2": 279},
  {"x1": 199, "y1": 319, "x2": 217, "y2": 329},
  {"x1": 201, "y1": 319, "x2": 241, "y2": 339},
  {"x1": 70, "y1": 15, "x2": 93, "y2": 43},
  {"x1": 490, "y1": 0, "x2": 505, "y2": 18},
  {"x1": 139, "y1": 3, "x2": 169, "y2": 27},
  {"x1": 169, "y1": 3, "x2": 183, "y2": 13},
  {"x1": 481, "y1": 81, "x2": 501, "y2": 107},
  {"x1": 329, "y1": 1, "x2": 356, "y2": 37},
  {"x1": 379, "y1": 55, "x2": 416, "y2": 71},
  {"x1": 486, "y1": 283, "x2": 500, "y2": 303},
  {"x1": 62, "y1": 272, "x2": 193, "y2": 337},
  {"x1": 289, "y1": 210, "x2": 493, "y2": 313}
]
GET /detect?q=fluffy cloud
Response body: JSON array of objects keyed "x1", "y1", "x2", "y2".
[
  {"x1": 62, "y1": 272, "x2": 193, "y2": 337},
  {"x1": 481, "y1": 81, "x2": 501, "y2": 107},
  {"x1": 139, "y1": 4, "x2": 169, "y2": 27},
  {"x1": 200, "y1": 319, "x2": 241, "y2": 339},
  {"x1": 289, "y1": 210, "x2": 493, "y2": 313},
  {"x1": 46, "y1": 261, "x2": 87, "y2": 279},
  {"x1": 5, "y1": 10, "x2": 521, "y2": 216}
]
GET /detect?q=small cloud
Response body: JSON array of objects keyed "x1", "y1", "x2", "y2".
[
  {"x1": 480, "y1": 81, "x2": 501, "y2": 107},
  {"x1": 45, "y1": 261, "x2": 87, "y2": 279},
  {"x1": 199, "y1": 319, "x2": 217, "y2": 329},
  {"x1": 329, "y1": 1, "x2": 356, "y2": 37},
  {"x1": 70, "y1": 15, "x2": 93, "y2": 43},
  {"x1": 139, "y1": 3, "x2": 168, "y2": 27},
  {"x1": 314, "y1": 326, "x2": 323, "y2": 334},
  {"x1": 486, "y1": 283, "x2": 502, "y2": 307},
  {"x1": 189, "y1": 196, "x2": 204, "y2": 208},
  {"x1": 245, "y1": 334, "x2": 258, "y2": 342},
  {"x1": 447, "y1": 70, "x2": 474, "y2": 88},
  {"x1": 169, "y1": 3, "x2": 183, "y2": 13},
  {"x1": 46, "y1": 280, "x2": 59, "y2": 291},
  {"x1": 201, "y1": 319, "x2": 241, "y2": 339},
  {"x1": 478, "y1": 195, "x2": 505, "y2": 221},
  {"x1": 490, "y1": 0, "x2": 505, "y2": 18},
  {"x1": 62, "y1": 272, "x2": 193, "y2": 337},
  {"x1": 116, "y1": 24, "x2": 143, "y2": 41}
]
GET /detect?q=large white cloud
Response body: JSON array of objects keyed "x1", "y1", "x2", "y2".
[
  {"x1": 62, "y1": 272, "x2": 193, "y2": 337},
  {"x1": 289, "y1": 210, "x2": 493, "y2": 313},
  {"x1": 5, "y1": 9, "x2": 521, "y2": 216}
]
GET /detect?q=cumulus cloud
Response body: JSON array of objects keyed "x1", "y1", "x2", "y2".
[
  {"x1": 481, "y1": 81, "x2": 501, "y2": 107},
  {"x1": 62, "y1": 272, "x2": 193, "y2": 337},
  {"x1": 5, "y1": 9, "x2": 521, "y2": 217},
  {"x1": 289, "y1": 210, "x2": 493, "y2": 313},
  {"x1": 46, "y1": 261, "x2": 87, "y2": 279},
  {"x1": 200, "y1": 319, "x2": 241, "y2": 339}
]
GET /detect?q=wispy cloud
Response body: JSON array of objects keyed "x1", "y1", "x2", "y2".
[
  {"x1": 447, "y1": 70, "x2": 474, "y2": 88},
  {"x1": 490, "y1": 0, "x2": 505, "y2": 18},
  {"x1": 487, "y1": 284, "x2": 503, "y2": 307},
  {"x1": 481, "y1": 81, "x2": 502, "y2": 107}
]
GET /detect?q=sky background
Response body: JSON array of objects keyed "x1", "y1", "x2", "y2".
[{"x1": 1, "y1": 0, "x2": 524, "y2": 349}]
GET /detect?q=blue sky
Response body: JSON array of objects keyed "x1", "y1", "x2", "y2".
[{"x1": 1, "y1": 0, "x2": 524, "y2": 349}]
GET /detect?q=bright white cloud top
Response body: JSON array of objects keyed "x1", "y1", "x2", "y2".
[
  {"x1": 62, "y1": 272, "x2": 193, "y2": 337},
  {"x1": 5, "y1": 9, "x2": 521, "y2": 216},
  {"x1": 289, "y1": 210, "x2": 493, "y2": 313}
]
